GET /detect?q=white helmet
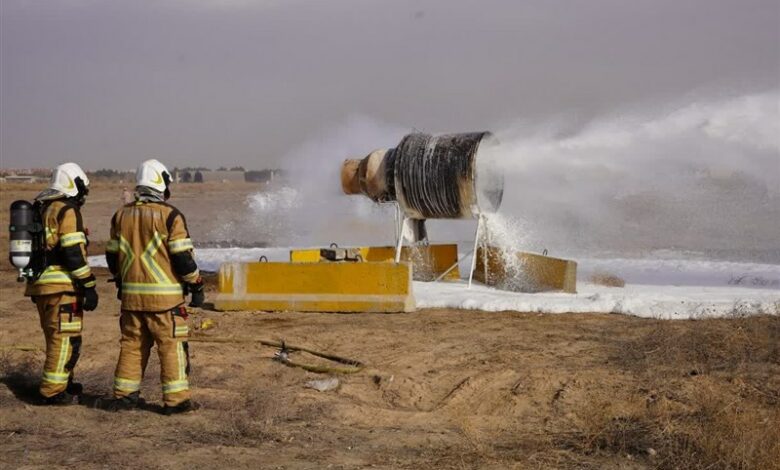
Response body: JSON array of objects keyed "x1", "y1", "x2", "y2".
[
  {"x1": 49, "y1": 162, "x2": 90, "y2": 198},
  {"x1": 136, "y1": 159, "x2": 172, "y2": 193}
]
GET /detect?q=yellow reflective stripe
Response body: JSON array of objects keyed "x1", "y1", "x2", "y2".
[
  {"x1": 60, "y1": 232, "x2": 87, "y2": 247},
  {"x1": 45, "y1": 227, "x2": 57, "y2": 243},
  {"x1": 42, "y1": 371, "x2": 70, "y2": 385},
  {"x1": 106, "y1": 239, "x2": 120, "y2": 253},
  {"x1": 162, "y1": 380, "x2": 189, "y2": 394},
  {"x1": 176, "y1": 342, "x2": 187, "y2": 382},
  {"x1": 114, "y1": 377, "x2": 141, "y2": 392},
  {"x1": 82, "y1": 279, "x2": 97, "y2": 288},
  {"x1": 168, "y1": 238, "x2": 194, "y2": 254},
  {"x1": 35, "y1": 266, "x2": 73, "y2": 284},
  {"x1": 36, "y1": 272, "x2": 73, "y2": 284},
  {"x1": 56, "y1": 337, "x2": 70, "y2": 373},
  {"x1": 174, "y1": 326, "x2": 189, "y2": 337},
  {"x1": 141, "y1": 232, "x2": 171, "y2": 283},
  {"x1": 71, "y1": 264, "x2": 91, "y2": 278},
  {"x1": 60, "y1": 320, "x2": 82, "y2": 332},
  {"x1": 118, "y1": 236, "x2": 135, "y2": 279},
  {"x1": 122, "y1": 282, "x2": 183, "y2": 295},
  {"x1": 181, "y1": 269, "x2": 200, "y2": 284}
]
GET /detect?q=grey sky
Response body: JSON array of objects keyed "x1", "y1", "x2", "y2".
[{"x1": 1, "y1": 0, "x2": 778, "y2": 170}]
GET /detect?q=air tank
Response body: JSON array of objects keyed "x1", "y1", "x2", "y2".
[
  {"x1": 9, "y1": 200, "x2": 35, "y2": 274},
  {"x1": 341, "y1": 132, "x2": 504, "y2": 219}
]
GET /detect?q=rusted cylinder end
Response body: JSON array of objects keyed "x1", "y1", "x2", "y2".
[
  {"x1": 361, "y1": 149, "x2": 391, "y2": 201},
  {"x1": 341, "y1": 159, "x2": 362, "y2": 195}
]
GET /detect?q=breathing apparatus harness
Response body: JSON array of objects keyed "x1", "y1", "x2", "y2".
[{"x1": 8, "y1": 177, "x2": 89, "y2": 283}]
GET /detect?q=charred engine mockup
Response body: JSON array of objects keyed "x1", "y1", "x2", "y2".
[{"x1": 341, "y1": 132, "x2": 504, "y2": 223}]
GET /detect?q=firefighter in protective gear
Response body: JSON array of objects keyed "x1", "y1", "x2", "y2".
[
  {"x1": 24, "y1": 162, "x2": 99, "y2": 405},
  {"x1": 104, "y1": 159, "x2": 204, "y2": 414}
]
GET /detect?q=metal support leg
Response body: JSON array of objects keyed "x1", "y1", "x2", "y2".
[
  {"x1": 434, "y1": 249, "x2": 474, "y2": 282},
  {"x1": 468, "y1": 216, "x2": 485, "y2": 289},
  {"x1": 483, "y1": 220, "x2": 490, "y2": 284},
  {"x1": 394, "y1": 217, "x2": 407, "y2": 263}
]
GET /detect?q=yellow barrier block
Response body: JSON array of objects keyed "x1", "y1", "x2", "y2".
[
  {"x1": 290, "y1": 244, "x2": 460, "y2": 281},
  {"x1": 474, "y1": 246, "x2": 577, "y2": 293},
  {"x1": 214, "y1": 261, "x2": 415, "y2": 313}
]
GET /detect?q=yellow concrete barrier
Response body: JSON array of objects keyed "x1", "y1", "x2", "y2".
[
  {"x1": 290, "y1": 244, "x2": 460, "y2": 281},
  {"x1": 474, "y1": 246, "x2": 577, "y2": 293},
  {"x1": 214, "y1": 261, "x2": 415, "y2": 313}
]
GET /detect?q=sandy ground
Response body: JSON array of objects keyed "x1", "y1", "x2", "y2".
[{"x1": 1, "y1": 182, "x2": 778, "y2": 469}]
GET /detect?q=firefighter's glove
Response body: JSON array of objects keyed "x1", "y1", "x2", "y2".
[
  {"x1": 82, "y1": 286, "x2": 99, "y2": 311},
  {"x1": 188, "y1": 280, "x2": 205, "y2": 308},
  {"x1": 115, "y1": 279, "x2": 122, "y2": 300}
]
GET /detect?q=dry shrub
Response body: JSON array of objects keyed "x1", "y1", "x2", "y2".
[
  {"x1": 190, "y1": 368, "x2": 325, "y2": 445},
  {"x1": 615, "y1": 316, "x2": 779, "y2": 376},
  {"x1": 561, "y1": 387, "x2": 780, "y2": 469},
  {"x1": 590, "y1": 271, "x2": 626, "y2": 288},
  {"x1": 687, "y1": 388, "x2": 780, "y2": 470},
  {"x1": 194, "y1": 387, "x2": 290, "y2": 443},
  {"x1": 589, "y1": 316, "x2": 780, "y2": 469}
]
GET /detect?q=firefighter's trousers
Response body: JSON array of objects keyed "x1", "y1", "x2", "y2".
[
  {"x1": 113, "y1": 309, "x2": 191, "y2": 407},
  {"x1": 34, "y1": 293, "x2": 83, "y2": 398}
]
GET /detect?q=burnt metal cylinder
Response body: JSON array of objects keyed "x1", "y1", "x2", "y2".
[{"x1": 341, "y1": 132, "x2": 503, "y2": 219}]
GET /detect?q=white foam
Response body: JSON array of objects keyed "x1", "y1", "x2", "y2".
[
  {"x1": 578, "y1": 256, "x2": 780, "y2": 289},
  {"x1": 414, "y1": 280, "x2": 779, "y2": 319},
  {"x1": 88, "y1": 247, "x2": 779, "y2": 319}
]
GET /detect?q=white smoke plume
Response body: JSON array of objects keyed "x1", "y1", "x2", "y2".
[
  {"x1": 486, "y1": 90, "x2": 780, "y2": 261},
  {"x1": 234, "y1": 91, "x2": 779, "y2": 263},
  {"x1": 252, "y1": 115, "x2": 408, "y2": 247}
]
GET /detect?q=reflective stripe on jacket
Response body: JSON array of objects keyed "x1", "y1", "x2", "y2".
[
  {"x1": 106, "y1": 201, "x2": 199, "y2": 312},
  {"x1": 25, "y1": 200, "x2": 94, "y2": 297}
]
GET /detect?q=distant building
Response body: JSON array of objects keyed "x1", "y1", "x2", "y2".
[
  {"x1": 171, "y1": 168, "x2": 239, "y2": 183},
  {"x1": 171, "y1": 168, "x2": 281, "y2": 183},
  {"x1": 199, "y1": 170, "x2": 245, "y2": 183},
  {"x1": 245, "y1": 169, "x2": 282, "y2": 183},
  {"x1": 176, "y1": 170, "x2": 193, "y2": 183},
  {"x1": 2, "y1": 175, "x2": 46, "y2": 183}
]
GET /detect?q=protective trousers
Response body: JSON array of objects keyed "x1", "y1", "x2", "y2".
[
  {"x1": 35, "y1": 293, "x2": 83, "y2": 398},
  {"x1": 113, "y1": 308, "x2": 190, "y2": 407}
]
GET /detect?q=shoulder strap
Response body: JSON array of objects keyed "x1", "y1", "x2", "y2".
[
  {"x1": 27, "y1": 200, "x2": 46, "y2": 234},
  {"x1": 165, "y1": 207, "x2": 186, "y2": 234},
  {"x1": 56, "y1": 201, "x2": 84, "y2": 232},
  {"x1": 160, "y1": 202, "x2": 189, "y2": 234}
]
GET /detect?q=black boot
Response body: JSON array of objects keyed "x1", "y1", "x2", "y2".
[
  {"x1": 66, "y1": 380, "x2": 83, "y2": 396},
  {"x1": 39, "y1": 391, "x2": 78, "y2": 406},
  {"x1": 162, "y1": 400, "x2": 198, "y2": 416},
  {"x1": 96, "y1": 392, "x2": 140, "y2": 412}
]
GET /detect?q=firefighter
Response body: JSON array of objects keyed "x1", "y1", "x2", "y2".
[
  {"x1": 103, "y1": 159, "x2": 204, "y2": 414},
  {"x1": 24, "y1": 163, "x2": 99, "y2": 405}
]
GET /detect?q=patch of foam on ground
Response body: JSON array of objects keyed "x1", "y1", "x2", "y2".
[
  {"x1": 414, "y1": 280, "x2": 779, "y2": 319},
  {"x1": 578, "y1": 257, "x2": 780, "y2": 289},
  {"x1": 89, "y1": 247, "x2": 779, "y2": 319}
]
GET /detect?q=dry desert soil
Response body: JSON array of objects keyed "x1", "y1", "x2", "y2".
[{"x1": 1, "y1": 182, "x2": 778, "y2": 469}]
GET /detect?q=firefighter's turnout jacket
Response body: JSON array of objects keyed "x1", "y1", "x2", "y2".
[
  {"x1": 24, "y1": 198, "x2": 94, "y2": 397},
  {"x1": 106, "y1": 201, "x2": 200, "y2": 312},
  {"x1": 24, "y1": 199, "x2": 96, "y2": 297}
]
